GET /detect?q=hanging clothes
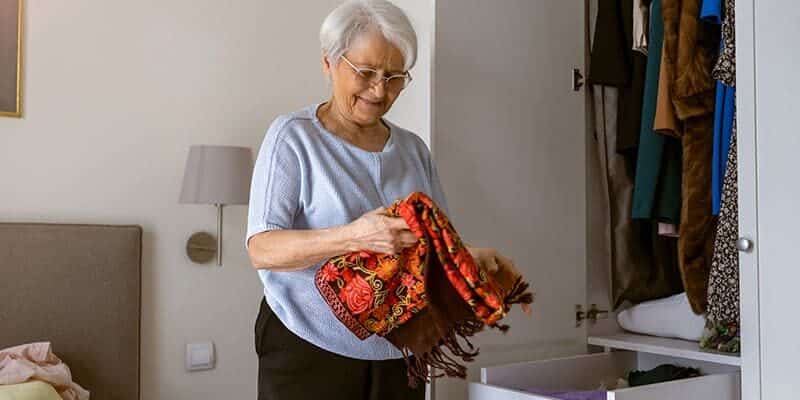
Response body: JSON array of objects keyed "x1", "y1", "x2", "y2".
[
  {"x1": 633, "y1": 0, "x2": 650, "y2": 54},
  {"x1": 591, "y1": 85, "x2": 683, "y2": 308},
  {"x1": 654, "y1": 139, "x2": 683, "y2": 224},
  {"x1": 651, "y1": 46, "x2": 684, "y2": 230},
  {"x1": 701, "y1": 117, "x2": 740, "y2": 354},
  {"x1": 630, "y1": 0, "x2": 664, "y2": 221},
  {"x1": 700, "y1": 0, "x2": 722, "y2": 24},
  {"x1": 654, "y1": 50, "x2": 680, "y2": 138},
  {"x1": 713, "y1": 0, "x2": 736, "y2": 86},
  {"x1": 711, "y1": 85, "x2": 736, "y2": 214},
  {"x1": 588, "y1": 2, "x2": 629, "y2": 85},
  {"x1": 702, "y1": 0, "x2": 740, "y2": 354},
  {"x1": 703, "y1": 0, "x2": 736, "y2": 215},
  {"x1": 617, "y1": 0, "x2": 649, "y2": 169},
  {"x1": 632, "y1": 0, "x2": 681, "y2": 225},
  {"x1": 661, "y1": 0, "x2": 718, "y2": 314},
  {"x1": 589, "y1": 0, "x2": 683, "y2": 308},
  {"x1": 631, "y1": 0, "x2": 683, "y2": 227},
  {"x1": 652, "y1": 47, "x2": 684, "y2": 239},
  {"x1": 713, "y1": 0, "x2": 737, "y2": 214}
]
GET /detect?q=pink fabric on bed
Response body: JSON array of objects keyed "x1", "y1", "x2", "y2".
[{"x1": 0, "y1": 342, "x2": 89, "y2": 400}]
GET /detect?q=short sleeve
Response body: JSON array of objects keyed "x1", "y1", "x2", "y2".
[{"x1": 245, "y1": 117, "x2": 301, "y2": 250}]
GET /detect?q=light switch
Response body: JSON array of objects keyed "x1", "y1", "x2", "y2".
[{"x1": 186, "y1": 341, "x2": 215, "y2": 372}]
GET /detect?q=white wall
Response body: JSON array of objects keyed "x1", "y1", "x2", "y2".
[
  {"x1": 385, "y1": 1, "x2": 434, "y2": 145},
  {"x1": 0, "y1": 1, "x2": 432, "y2": 399}
]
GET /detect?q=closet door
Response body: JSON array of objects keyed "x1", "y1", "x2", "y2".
[
  {"x1": 747, "y1": 0, "x2": 800, "y2": 399},
  {"x1": 432, "y1": 1, "x2": 587, "y2": 399},
  {"x1": 734, "y1": 1, "x2": 760, "y2": 399}
]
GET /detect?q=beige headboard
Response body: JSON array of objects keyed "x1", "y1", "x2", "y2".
[{"x1": 0, "y1": 223, "x2": 142, "y2": 400}]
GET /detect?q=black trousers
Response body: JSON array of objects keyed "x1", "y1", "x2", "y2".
[{"x1": 255, "y1": 298, "x2": 426, "y2": 400}]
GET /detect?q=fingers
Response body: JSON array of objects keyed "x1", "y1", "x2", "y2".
[
  {"x1": 370, "y1": 206, "x2": 387, "y2": 215},
  {"x1": 495, "y1": 253, "x2": 520, "y2": 275},
  {"x1": 398, "y1": 230, "x2": 417, "y2": 245},
  {"x1": 483, "y1": 255, "x2": 500, "y2": 274},
  {"x1": 359, "y1": 206, "x2": 416, "y2": 255},
  {"x1": 495, "y1": 253, "x2": 512, "y2": 264},
  {"x1": 385, "y1": 231, "x2": 417, "y2": 254},
  {"x1": 368, "y1": 206, "x2": 409, "y2": 230},
  {"x1": 386, "y1": 216, "x2": 410, "y2": 230},
  {"x1": 378, "y1": 245, "x2": 399, "y2": 255},
  {"x1": 370, "y1": 226, "x2": 417, "y2": 255}
]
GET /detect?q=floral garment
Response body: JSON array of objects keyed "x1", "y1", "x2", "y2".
[{"x1": 316, "y1": 191, "x2": 533, "y2": 386}]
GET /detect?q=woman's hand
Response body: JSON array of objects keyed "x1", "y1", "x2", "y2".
[
  {"x1": 466, "y1": 246, "x2": 501, "y2": 275},
  {"x1": 346, "y1": 206, "x2": 418, "y2": 255},
  {"x1": 468, "y1": 246, "x2": 524, "y2": 278},
  {"x1": 467, "y1": 246, "x2": 531, "y2": 314}
]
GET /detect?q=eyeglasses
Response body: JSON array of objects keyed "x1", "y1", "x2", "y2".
[{"x1": 340, "y1": 55, "x2": 412, "y2": 92}]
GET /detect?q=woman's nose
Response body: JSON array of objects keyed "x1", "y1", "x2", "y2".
[{"x1": 370, "y1": 80, "x2": 386, "y2": 98}]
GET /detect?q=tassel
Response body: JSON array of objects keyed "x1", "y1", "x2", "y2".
[
  {"x1": 505, "y1": 277, "x2": 535, "y2": 306},
  {"x1": 401, "y1": 320, "x2": 490, "y2": 387},
  {"x1": 400, "y1": 278, "x2": 536, "y2": 387},
  {"x1": 490, "y1": 322, "x2": 510, "y2": 333}
]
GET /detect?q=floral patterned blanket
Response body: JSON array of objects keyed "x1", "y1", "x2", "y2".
[{"x1": 315, "y1": 191, "x2": 533, "y2": 386}]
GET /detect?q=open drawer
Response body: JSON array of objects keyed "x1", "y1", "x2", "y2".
[{"x1": 468, "y1": 351, "x2": 741, "y2": 400}]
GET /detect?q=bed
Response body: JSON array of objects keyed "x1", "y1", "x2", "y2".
[{"x1": 0, "y1": 223, "x2": 142, "y2": 400}]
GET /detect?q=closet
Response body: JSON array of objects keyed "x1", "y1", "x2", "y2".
[{"x1": 428, "y1": 1, "x2": 797, "y2": 399}]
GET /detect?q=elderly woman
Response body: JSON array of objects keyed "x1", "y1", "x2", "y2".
[{"x1": 245, "y1": 0, "x2": 517, "y2": 399}]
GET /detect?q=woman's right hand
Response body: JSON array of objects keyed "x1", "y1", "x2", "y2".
[{"x1": 346, "y1": 206, "x2": 418, "y2": 255}]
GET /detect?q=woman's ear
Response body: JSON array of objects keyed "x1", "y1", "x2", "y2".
[{"x1": 322, "y1": 53, "x2": 333, "y2": 81}]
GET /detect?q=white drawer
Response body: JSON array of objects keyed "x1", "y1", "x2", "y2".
[{"x1": 468, "y1": 352, "x2": 741, "y2": 400}]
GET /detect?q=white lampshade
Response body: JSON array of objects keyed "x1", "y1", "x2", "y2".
[{"x1": 179, "y1": 145, "x2": 253, "y2": 205}]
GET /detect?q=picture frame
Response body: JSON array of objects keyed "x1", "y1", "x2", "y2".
[{"x1": 1, "y1": 0, "x2": 22, "y2": 118}]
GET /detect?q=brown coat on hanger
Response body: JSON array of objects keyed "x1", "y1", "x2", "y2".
[{"x1": 661, "y1": 0, "x2": 718, "y2": 314}]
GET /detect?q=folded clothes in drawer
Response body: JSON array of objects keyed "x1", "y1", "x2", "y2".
[
  {"x1": 468, "y1": 352, "x2": 741, "y2": 400},
  {"x1": 520, "y1": 363, "x2": 701, "y2": 400}
]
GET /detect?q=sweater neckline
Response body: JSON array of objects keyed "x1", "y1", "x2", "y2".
[{"x1": 310, "y1": 102, "x2": 395, "y2": 155}]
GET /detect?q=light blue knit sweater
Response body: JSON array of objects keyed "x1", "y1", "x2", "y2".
[{"x1": 245, "y1": 103, "x2": 449, "y2": 360}]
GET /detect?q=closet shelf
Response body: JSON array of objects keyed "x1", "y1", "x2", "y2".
[{"x1": 588, "y1": 333, "x2": 741, "y2": 366}]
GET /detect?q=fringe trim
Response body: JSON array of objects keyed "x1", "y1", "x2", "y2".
[
  {"x1": 491, "y1": 277, "x2": 535, "y2": 332},
  {"x1": 505, "y1": 276, "x2": 535, "y2": 306},
  {"x1": 402, "y1": 278, "x2": 535, "y2": 387},
  {"x1": 401, "y1": 319, "x2": 480, "y2": 388}
]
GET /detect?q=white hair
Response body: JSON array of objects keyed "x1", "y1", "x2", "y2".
[{"x1": 320, "y1": 0, "x2": 418, "y2": 71}]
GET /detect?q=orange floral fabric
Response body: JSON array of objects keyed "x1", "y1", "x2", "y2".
[
  {"x1": 316, "y1": 192, "x2": 512, "y2": 338},
  {"x1": 315, "y1": 192, "x2": 533, "y2": 385}
]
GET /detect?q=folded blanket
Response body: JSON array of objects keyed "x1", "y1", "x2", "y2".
[
  {"x1": 617, "y1": 292, "x2": 706, "y2": 341},
  {"x1": 315, "y1": 191, "x2": 533, "y2": 386},
  {"x1": 0, "y1": 342, "x2": 89, "y2": 400}
]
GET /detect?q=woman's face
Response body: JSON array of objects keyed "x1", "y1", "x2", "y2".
[{"x1": 324, "y1": 30, "x2": 406, "y2": 126}]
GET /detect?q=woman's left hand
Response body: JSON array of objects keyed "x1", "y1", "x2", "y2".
[
  {"x1": 466, "y1": 246, "x2": 522, "y2": 281},
  {"x1": 466, "y1": 246, "x2": 501, "y2": 276},
  {"x1": 466, "y1": 246, "x2": 531, "y2": 315}
]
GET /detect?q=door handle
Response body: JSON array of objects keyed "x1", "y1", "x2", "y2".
[{"x1": 736, "y1": 237, "x2": 754, "y2": 253}]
